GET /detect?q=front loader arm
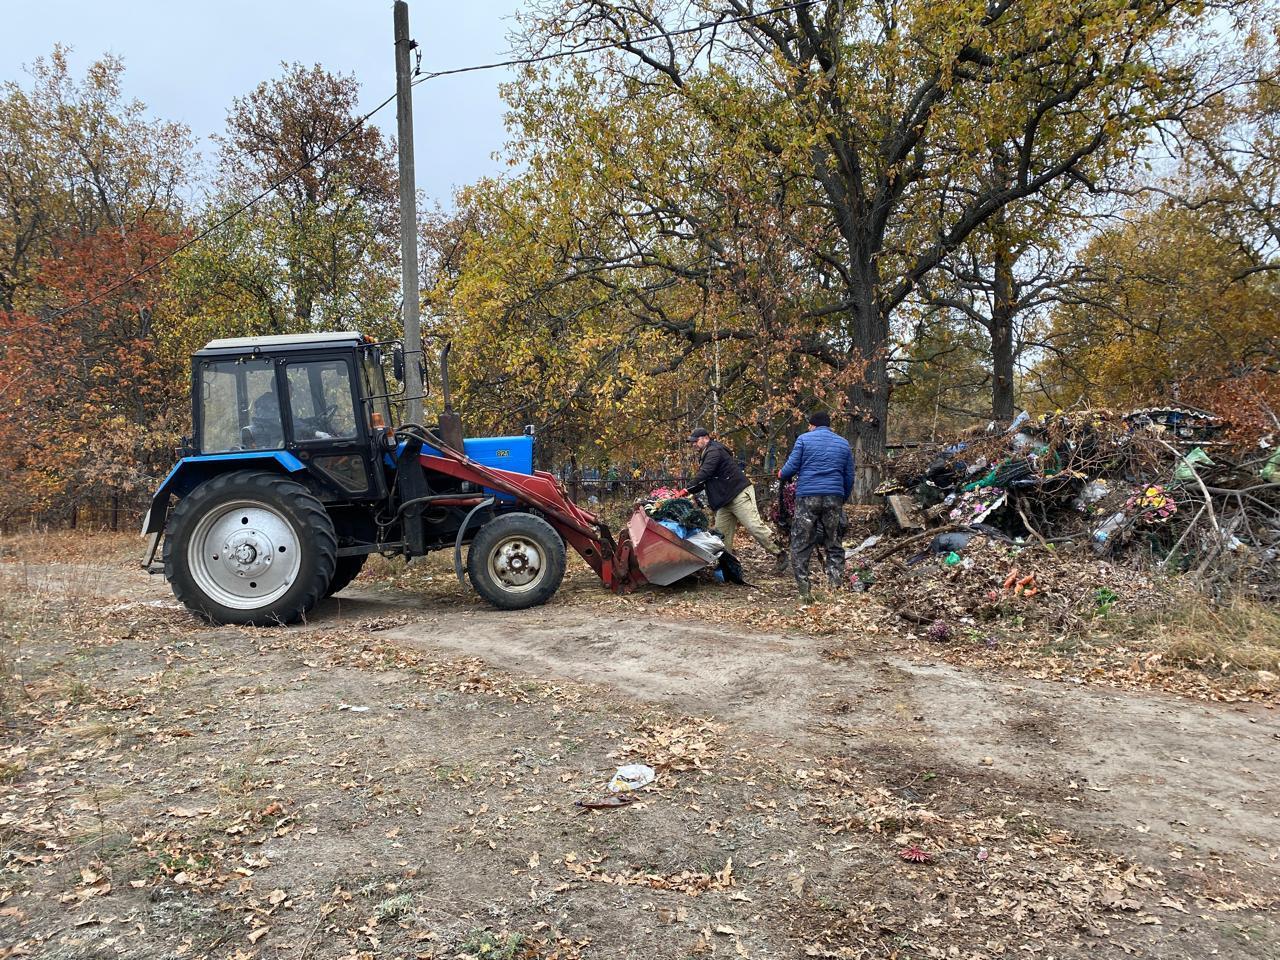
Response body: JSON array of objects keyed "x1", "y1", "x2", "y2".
[{"x1": 416, "y1": 444, "x2": 641, "y2": 592}]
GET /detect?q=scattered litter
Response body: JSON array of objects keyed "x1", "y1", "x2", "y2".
[
  {"x1": 1091, "y1": 511, "x2": 1126, "y2": 549},
  {"x1": 871, "y1": 406, "x2": 1278, "y2": 600},
  {"x1": 608, "y1": 763, "x2": 656, "y2": 793},
  {"x1": 574, "y1": 794, "x2": 639, "y2": 812},
  {"x1": 1173, "y1": 446, "x2": 1214, "y2": 483},
  {"x1": 888, "y1": 493, "x2": 926, "y2": 529},
  {"x1": 338, "y1": 704, "x2": 370, "y2": 713},
  {"x1": 847, "y1": 534, "x2": 882, "y2": 557}
]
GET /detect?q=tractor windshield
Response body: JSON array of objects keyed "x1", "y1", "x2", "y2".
[{"x1": 198, "y1": 358, "x2": 283, "y2": 453}]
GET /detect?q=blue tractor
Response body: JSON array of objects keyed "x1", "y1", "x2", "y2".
[{"x1": 140, "y1": 331, "x2": 628, "y2": 625}]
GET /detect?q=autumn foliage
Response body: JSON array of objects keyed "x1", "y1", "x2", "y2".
[
  {"x1": 2, "y1": 9, "x2": 1279, "y2": 522},
  {"x1": 0, "y1": 222, "x2": 187, "y2": 515},
  {"x1": 0, "y1": 52, "x2": 398, "y2": 524}
]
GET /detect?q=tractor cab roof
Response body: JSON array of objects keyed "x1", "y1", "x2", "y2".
[{"x1": 195, "y1": 331, "x2": 365, "y2": 358}]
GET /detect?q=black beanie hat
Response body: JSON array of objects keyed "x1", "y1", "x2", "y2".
[{"x1": 808, "y1": 411, "x2": 831, "y2": 428}]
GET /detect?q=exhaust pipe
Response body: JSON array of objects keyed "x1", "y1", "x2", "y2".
[{"x1": 437, "y1": 341, "x2": 465, "y2": 450}]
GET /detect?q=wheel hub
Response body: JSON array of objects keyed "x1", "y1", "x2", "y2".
[
  {"x1": 492, "y1": 538, "x2": 542, "y2": 588},
  {"x1": 223, "y1": 530, "x2": 275, "y2": 577}
]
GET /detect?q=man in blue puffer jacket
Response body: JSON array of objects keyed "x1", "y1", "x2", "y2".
[{"x1": 778, "y1": 411, "x2": 855, "y2": 599}]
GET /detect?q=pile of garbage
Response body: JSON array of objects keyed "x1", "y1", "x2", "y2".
[
  {"x1": 854, "y1": 530, "x2": 1168, "y2": 637},
  {"x1": 873, "y1": 407, "x2": 1280, "y2": 600}
]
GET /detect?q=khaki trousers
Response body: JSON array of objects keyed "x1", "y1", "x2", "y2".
[{"x1": 714, "y1": 486, "x2": 778, "y2": 555}]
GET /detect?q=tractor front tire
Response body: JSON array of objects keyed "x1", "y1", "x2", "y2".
[
  {"x1": 326, "y1": 555, "x2": 367, "y2": 597},
  {"x1": 467, "y1": 512, "x2": 566, "y2": 611},
  {"x1": 164, "y1": 471, "x2": 337, "y2": 626}
]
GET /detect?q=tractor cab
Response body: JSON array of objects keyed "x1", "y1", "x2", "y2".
[{"x1": 191, "y1": 331, "x2": 393, "y2": 501}]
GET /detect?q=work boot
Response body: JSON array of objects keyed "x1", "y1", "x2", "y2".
[
  {"x1": 797, "y1": 581, "x2": 812, "y2": 603},
  {"x1": 773, "y1": 549, "x2": 789, "y2": 574}
]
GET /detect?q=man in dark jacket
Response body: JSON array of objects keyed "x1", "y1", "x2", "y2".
[
  {"x1": 683, "y1": 428, "x2": 781, "y2": 560},
  {"x1": 779, "y1": 412, "x2": 855, "y2": 599}
]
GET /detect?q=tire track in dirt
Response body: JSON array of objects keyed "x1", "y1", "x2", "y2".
[
  {"x1": 326, "y1": 592, "x2": 1279, "y2": 874},
  {"x1": 12, "y1": 561, "x2": 1276, "y2": 878}
]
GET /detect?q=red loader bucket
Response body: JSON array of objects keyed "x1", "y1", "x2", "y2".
[{"x1": 625, "y1": 508, "x2": 718, "y2": 586}]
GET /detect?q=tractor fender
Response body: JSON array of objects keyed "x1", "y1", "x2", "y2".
[{"x1": 141, "y1": 452, "x2": 308, "y2": 535}]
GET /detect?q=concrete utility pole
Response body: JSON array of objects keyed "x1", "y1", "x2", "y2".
[{"x1": 394, "y1": 0, "x2": 424, "y2": 423}]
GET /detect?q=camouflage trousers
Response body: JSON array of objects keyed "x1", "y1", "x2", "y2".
[{"x1": 790, "y1": 495, "x2": 847, "y2": 588}]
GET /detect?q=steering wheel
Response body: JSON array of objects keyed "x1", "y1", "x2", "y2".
[{"x1": 299, "y1": 403, "x2": 339, "y2": 439}]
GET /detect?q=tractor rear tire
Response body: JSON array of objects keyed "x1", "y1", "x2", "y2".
[
  {"x1": 164, "y1": 471, "x2": 337, "y2": 626},
  {"x1": 467, "y1": 512, "x2": 566, "y2": 610},
  {"x1": 326, "y1": 555, "x2": 367, "y2": 597}
]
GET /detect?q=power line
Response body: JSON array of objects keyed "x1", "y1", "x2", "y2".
[
  {"x1": 413, "y1": 0, "x2": 818, "y2": 82},
  {"x1": 44, "y1": 0, "x2": 818, "y2": 321}
]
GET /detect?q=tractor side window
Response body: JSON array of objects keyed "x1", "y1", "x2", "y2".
[
  {"x1": 199, "y1": 359, "x2": 281, "y2": 453},
  {"x1": 286, "y1": 360, "x2": 358, "y2": 442}
]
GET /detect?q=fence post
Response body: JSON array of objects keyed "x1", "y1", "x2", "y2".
[{"x1": 111, "y1": 494, "x2": 120, "y2": 532}]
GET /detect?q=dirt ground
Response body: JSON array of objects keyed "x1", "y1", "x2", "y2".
[{"x1": 1, "y1": 532, "x2": 1277, "y2": 959}]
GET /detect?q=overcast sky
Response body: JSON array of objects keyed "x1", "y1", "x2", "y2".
[{"x1": 0, "y1": 0, "x2": 524, "y2": 207}]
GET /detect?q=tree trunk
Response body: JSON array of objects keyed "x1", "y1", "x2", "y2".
[
  {"x1": 990, "y1": 241, "x2": 1016, "y2": 421},
  {"x1": 845, "y1": 283, "x2": 890, "y2": 502},
  {"x1": 989, "y1": 170, "x2": 1017, "y2": 422},
  {"x1": 849, "y1": 372, "x2": 888, "y2": 502}
]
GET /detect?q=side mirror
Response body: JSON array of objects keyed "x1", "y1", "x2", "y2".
[{"x1": 391, "y1": 344, "x2": 428, "y2": 393}]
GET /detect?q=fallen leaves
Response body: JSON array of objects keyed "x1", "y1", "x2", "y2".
[
  {"x1": 58, "y1": 865, "x2": 111, "y2": 903},
  {"x1": 563, "y1": 852, "x2": 734, "y2": 895},
  {"x1": 899, "y1": 845, "x2": 933, "y2": 864},
  {"x1": 164, "y1": 805, "x2": 217, "y2": 818},
  {"x1": 1, "y1": 550, "x2": 1275, "y2": 960},
  {"x1": 617, "y1": 718, "x2": 721, "y2": 773}
]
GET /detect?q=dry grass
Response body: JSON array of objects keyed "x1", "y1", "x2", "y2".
[
  {"x1": 1123, "y1": 595, "x2": 1280, "y2": 679},
  {"x1": 0, "y1": 528, "x2": 141, "y2": 565}
]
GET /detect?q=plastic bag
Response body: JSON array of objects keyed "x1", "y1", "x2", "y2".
[
  {"x1": 1261, "y1": 449, "x2": 1280, "y2": 482},
  {"x1": 686, "y1": 530, "x2": 726, "y2": 557},
  {"x1": 608, "y1": 764, "x2": 656, "y2": 793},
  {"x1": 1173, "y1": 447, "x2": 1214, "y2": 483},
  {"x1": 1080, "y1": 479, "x2": 1109, "y2": 503}
]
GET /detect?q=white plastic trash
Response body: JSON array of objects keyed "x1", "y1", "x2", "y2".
[
  {"x1": 846, "y1": 534, "x2": 881, "y2": 558},
  {"x1": 686, "y1": 530, "x2": 726, "y2": 558},
  {"x1": 608, "y1": 763, "x2": 656, "y2": 793}
]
